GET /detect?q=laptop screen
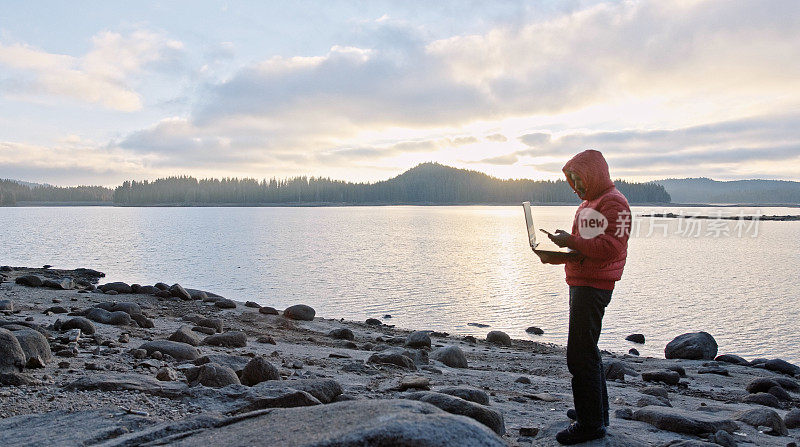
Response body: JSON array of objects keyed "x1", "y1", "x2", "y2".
[{"x1": 522, "y1": 201, "x2": 536, "y2": 248}]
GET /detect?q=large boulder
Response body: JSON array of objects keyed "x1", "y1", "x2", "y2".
[
  {"x1": 99, "y1": 282, "x2": 132, "y2": 294},
  {"x1": 0, "y1": 328, "x2": 25, "y2": 373},
  {"x1": 86, "y1": 308, "x2": 131, "y2": 326},
  {"x1": 642, "y1": 370, "x2": 681, "y2": 386},
  {"x1": 203, "y1": 331, "x2": 247, "y2": 348},
  {"x1": 327, "y1": 328, "x2": 354, "y2": 340},
  {"x1": 169, "y1": 283, "x2": 192, "y2": 301},
  {"x1": 106, "y1": 399, "x2": 506, "y2": 447},
  {"x1": 139, "y1": 340, "x2": 200, "y2": 361},
  {"x1": 283, "y1": 304, "x2": 315, "y2": 321},
  {"x1": 42, "y1": 278, "x2": 74, "y2": 290},
  {"x1": 169, "y1": 326, "x2": 202, "y2": 346},
  {"x1": 742, "y1": 392, "x2": 780, "y2": 408},
  {"x1": 486, "y1": 331, "x2": 511, "y2": 346},
  {"x1": 65, "y1": 373, "x2": 187, "y2": 398},
  {"x1": 714, "y1": 354, "x2": 749, "y2": 365},
  {"x1": 436, "y1": 387, "x2": 490, "y2": 405},
  {"x1": 764, "y1": 358, "x2": 800, "y2": 376},
  {"x1": 240, "y1": 357, "x2": 280, "y2": 386},
  {"x1": 784, "y1": 408, "x2": 800, "y2": 429},
  {"x1": 15, "y1": 275, "x2": 42, "y2": 287},
  {"x1": 407, "y1": 391, "x2": 505, "y2": 435},
  {"x1": 431, "y1": 346, "x2": 468, "y2": 368},
  {"x1": 734, "y1": 407, "x2": 788, "y2": 435},
  {"x1": 664, "y1": 332, "x2": 718, "y2": 360},
  {"x1": 367, "y1": 351, "x2": 417, "y2": 370},
  {"x1": 405, "y1": 331, "x2": 432, "y2": 348},
  {"x1": 195, "y1": 363, "x2": 240, "y2": 387},
  {"x1": 194, "y1": 354, "x2": 250, "y2": 374},
  {"x1": 61, "y1": 317, "x2": 96, "y2": 335},
  {"x1": 634, "y1": 406, "x2": 738, "y2": 435},
  {"x1": 13, "y1": 329, "x2": 52, "y2": 366}
]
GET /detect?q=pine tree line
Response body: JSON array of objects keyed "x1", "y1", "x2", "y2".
[
  {"x1": 113, "y1": 163, "x2": 671, "y2": 205},
  {"x1": 0, "y1": 180, "x2": 113, "y2": 205}
]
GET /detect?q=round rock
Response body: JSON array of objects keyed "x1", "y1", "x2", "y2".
[
  {"x1": 486, "y1": 331, "x2": 511, "y2": 346},
  {"x1": 431, "y1": 346, "x2": 468, "y2": 368},
  {"x1": 0, "y1": 328, "x2": 25, "y2": 373},
  {"x1": 405, "y1": 331, "x2": 432, "y2": 348},
  {"x1": 240, "y1": 357, "x2": 280, "y2": 386},
  {"x1": 61, "y1": 317, "x2": 96, "y2": 335},
  {"x1": 284, "y1": 304, "x2": 315, "y2": 321},
  {"x1": 203, "y1": 331, "x2": 247, "y2": 348},
  {"x1": 664, "y1": 331, "x2": 717, "y2": 360}
]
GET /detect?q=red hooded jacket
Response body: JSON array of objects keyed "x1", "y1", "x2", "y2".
[{"x1": 561, "y1": 150, "x2": 631, "y2": 290}]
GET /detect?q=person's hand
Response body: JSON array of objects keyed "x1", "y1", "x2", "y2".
[
  {"x1": 548, "y1": 229, "x2": 571, "y2": 248},
  {"x1": 535, "y1": 251, "x2": 558, "y2": 264}
]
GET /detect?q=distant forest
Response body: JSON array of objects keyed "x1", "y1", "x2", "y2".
[
  {"x1": 113, "y1": 163, "x2": 671, "y2": 205},
  {"x1": 652, "y1": 178, "x2": 800, "y2": 204},
  {"x1": 0, "y1": 179, "x2": 112, "y2": 205}
]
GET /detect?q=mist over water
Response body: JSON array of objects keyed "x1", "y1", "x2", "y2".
[{"x1": 2, "y1": 205, "x2": 798, "y2": 363}]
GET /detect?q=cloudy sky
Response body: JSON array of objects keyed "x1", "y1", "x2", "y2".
[{"x1": 1, "y1": 0, "x2": 799, "y2": 186}]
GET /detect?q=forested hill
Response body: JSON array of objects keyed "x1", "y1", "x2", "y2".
[
  {"x1": 0, "y1": 179, "x2": 112, "y2": 205},
  {"x1": 653, "y1": 178, "x2": 800, "y2": 204},
  {"x1": 113, "y1": 163, "x2": 671, "y2": 205}
]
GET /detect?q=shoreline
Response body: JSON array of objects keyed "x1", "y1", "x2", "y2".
[
  {"x1": 0, "y1": 266, "x2": 799, "y2": 445},
  {"x1": 5, "y1": 201, "x2": 800, "y2": 208}
]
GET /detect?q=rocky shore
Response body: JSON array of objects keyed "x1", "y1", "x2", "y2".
[{"x1": 1, "y1": 266, "x2": 799, "y2": 446}]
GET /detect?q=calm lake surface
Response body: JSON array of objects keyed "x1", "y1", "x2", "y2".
[{"x1": 2, "y1": 205, "x2": 799, "y2": 363}]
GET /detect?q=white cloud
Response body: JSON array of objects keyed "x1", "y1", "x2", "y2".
[{"x1": 0, "y1": 30, "x2": 185, "y2": 111}]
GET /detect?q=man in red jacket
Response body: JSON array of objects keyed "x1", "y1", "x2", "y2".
[{"x1": 540, "y1": 149, "x2": 631, "y2": 445}]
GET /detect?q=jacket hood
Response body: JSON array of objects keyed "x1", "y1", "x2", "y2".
[{"x1": 562, "y1": 149, "x2": 614, "y2": 201}]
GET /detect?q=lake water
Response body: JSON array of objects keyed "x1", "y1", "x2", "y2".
[{"x1": 1, "y1": 205, "x2": 799, "y2": 364}]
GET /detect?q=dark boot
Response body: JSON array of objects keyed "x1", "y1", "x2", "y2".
[{"x1": 556, "y1": 422, "x2": 606, "y2": 445}]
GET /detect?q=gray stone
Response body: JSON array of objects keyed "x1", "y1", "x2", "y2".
[
  {"x1": 431, "y1": 345, "x2": 468, "y2": 368},
  {"x1": 742, "y1": 392, "x2": 780, "y2": 408},
  {"x1": 772, "y1": 376, "x2": 800, "y2": 391},
  {"x1": 642, "y1": 370, "x2": 681, "y2": 385},
  {"x1": 636, "y1": 394, "x2": 671, "y2": 407},
  {"x1": 746, "y1": 377, "x2": 779, "y2": 394},
  {"x1": 240, "y1": 357, "x2": 280, "y2": 386},
  {"x1": 406, "y1": 391, "x2": 505, "y2": 435},
  {"x1": 714, "y1": 354, "x2": 749, "y2": 365},
  {"x1": 283, "y1": 304, "x2": 315, "y2": 321},
  {"x1": 169, "y1": 325, "x2": 202, "y2": 346},
  {"x1": 139, "y1": 340, "x2": 200, "y2": 361},
  {"x1": 214, "y1": 298, "x2": 237, "y2": 309},
  {"x1": 169, "y1": 283, "x2": 192, "y2": 300},
  {"x1": 44, "y1": 306, "x2": 68, "y2": 314},
  {"x1": 784, "y1": 408, "x2": 800, "y2": 429},
  {"x1": 734, "y1": 407, "x2": 788, "y2": 435},
  {"x1": 104, "y1": 399, "x2": 506, "y2": 447},
  {"x1": 195, "y1": 354, "x2": 250, "y2": 373},
  {"x1": 138, "y1": 285, "x2": 159, "y2": 294},
  {"x1": 486, "y1": 330, "x2": 511, "y2": 346},
  {"x1": 664, "y1": 331, "x2": 718, "y2": 360},
  {"x1": 42, "y1": 277, "x2": 74, "y2": 290},
  {"x1": 525, "y1": 326, "x2": 544, "y2": 335},
  {"x1": 0, "y1": 328, "x2": 25, "y2": 373},
  {"x1": 709, "y1": 429, "x2": 737, "y2": 447},
  {"x1": 436, "y1": 386, "x2": 490, "y2": 405},
  {"x1": 86, "y1": 307, "x2": 131, "y2": 325},
  {"x1": 65, "y1": 373, "x2": 187, "y2": 397},
  {"x1": 640, "y1": 386, "x2": 669, "y2": 399},
  {"x1": 99, "y1": 282, "x2": 132, "y2": 294},
  {"x1": 258, "y1": 306, "x2": 279, "y2": 315},
  {"x1": 634, "y1": 406, "x2": 738, "y2": 435},
  {"x1": 204, "y1": 331, "x2": 247, "y2": 348},
  {"x1": 697, "y1": 366, "x2": 729, "y2": 376},
  {"x1": 245, "y1": 301, "x2": 261, "y2": 308},
  {"x1": 764, "y1": 358, "x2": 800, "y2": 376},
  {"x1": 197, "y1": 318, "x2": 223, "y2": 333},
  {"x1": 328, "y1": 328, "x2": 355, "y2": 340},
  {"x1": 367, "y1": 351, "x2": 417, "y2": 370},
  {"x1": 626, "y1": 333, "x2": 645, "y2": 344},
  {"x1": 405, "y1": 330, "x2": 432, "y2": 348},
  {"x1": 12, "y1": 329, "x2": 51, "y2": 365},
  {"x1": 196, "y1": 363, "x2": 241, "y2": 387},
  {"x1": 0, "y1": 409, "x2": 150, "y2": 447},
  {"x1": 15, "y1": 275, "x2": 42, "y2": 287},
  {"x1": 604, "y1": 360, "x2": 636, "y2": 381},
  {"x1": 95, "y1": 301, "x2": 142, "y2": 315},
  {"x1": 156, "y1": 367, "x2": 178, "y2": 381},
  {"x1": 130, "y1": 314, "x2": 154, "y2": 328},
  {"x1": 767, "y1": 385, "x2": 791, "y2": 401},
  {"x1": 60, "y1": 317, "x2": 95, "y2": 335}
]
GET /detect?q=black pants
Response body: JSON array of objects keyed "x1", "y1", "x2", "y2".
[{"x1": 567, "y1": 285, "x2": 612, "y2": 430}]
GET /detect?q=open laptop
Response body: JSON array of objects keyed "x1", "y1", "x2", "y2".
[{"x1": 522, "y1": 201, "x2": 578, "y2": 256}]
